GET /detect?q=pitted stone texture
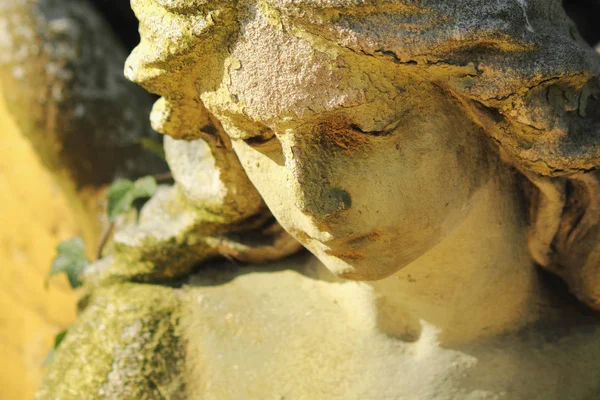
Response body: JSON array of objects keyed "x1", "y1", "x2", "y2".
[{"x1": 35, "y1": 283, "x2": 187, "y2": 400}]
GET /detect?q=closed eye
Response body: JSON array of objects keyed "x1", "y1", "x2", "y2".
[
  {"x1": 244, "y1": 134, "x2": 276, "y2": 146},
  {"x1": 349, "y1": 119, "x2": 402, "y2": 137}
]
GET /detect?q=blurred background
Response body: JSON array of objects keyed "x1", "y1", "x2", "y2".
[
  {"x1": 0, "y1": 0, "x2": 598, "y2": 399},
  {"x1": 0, "y1": 1, "x2": 164, "y2": 399}
]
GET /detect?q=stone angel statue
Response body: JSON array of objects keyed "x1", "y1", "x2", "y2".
[{"x1": 30, "y1": 0, "x2": 600, "y2": 399}]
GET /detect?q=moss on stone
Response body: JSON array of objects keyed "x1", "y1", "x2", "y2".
[{"x1": 36, "y1": 283, "x2": 187, "y2": 400}]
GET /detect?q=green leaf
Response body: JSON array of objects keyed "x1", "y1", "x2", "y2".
[
  {"x1": 106, "y1": 179, "x2": 135, "y2": 222},
  {"x1": 43, "y1": 329, "x2": 68, "y2": 366},
  {"x1": 131, "y1": 176, "x2": 158, "y2": 199},
  {"x1": 106, "y1": 176, "x2": 157, "y2": 223},
  {"x1": 138, "y1": 137, "x2": 166, "y2": 160},
  {"x1": 49, "y1": 238, "x2": 89, "y2": 288},
  {"x1": 53, "y1": 329, "x2": 67, "y2": 347}
]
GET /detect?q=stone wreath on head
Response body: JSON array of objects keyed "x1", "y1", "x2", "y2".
[
  {"x1": 129, "y1": 0, "x2": 600, "y2": 308},
  {"x1": 269, "y1": 0, "x2": 600, "y2": 308}
]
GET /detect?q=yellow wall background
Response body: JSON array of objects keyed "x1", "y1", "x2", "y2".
[{"x1": 0, "y1": 85, "x2": 78, "y2": 400}]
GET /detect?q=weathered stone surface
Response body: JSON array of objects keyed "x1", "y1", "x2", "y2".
[{"x1": 35, "y1": 283, "x2": 186, "y2": 400}]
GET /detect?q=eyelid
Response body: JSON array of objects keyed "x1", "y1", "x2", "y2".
[
  {"x1": 244, "y1": 134, "x2": 277, "y2": 146},
  {"x1": 349, "y1": 123, "x2": 398, "y2": 137}
]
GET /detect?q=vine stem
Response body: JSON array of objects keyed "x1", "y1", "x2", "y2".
[
  {"x1": 96, "y1": 222, "x2": 115, "y2": 260},
  {"x1": 154, "y1": 172, "x2": 173, "y2": 182}
]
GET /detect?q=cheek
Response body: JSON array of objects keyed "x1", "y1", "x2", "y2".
[
  {"x1": 314, "y1": 129, "x2": 490, "y2": 280},
  {"x1": 321, "y1": 135, "x2": 481, "y2": 247}
]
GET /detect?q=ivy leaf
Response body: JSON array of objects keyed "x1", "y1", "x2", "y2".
[
  {"x1": 42, "y1": 329, "x2": 68, "y2": 366},
  {"x1": 131, "y1": 176, "x2": 158, "y2": 198},
  {"x1": 49, "y1": 238, "x2": 89, "y2": 289},
  {"x1": 53, "y1": 329, "x2": 68, "y2": 347},
  {"x1": 137, "y1": 137, "x2": 165, "y2": 160},
  {"x1": 106, "y1": 176, "x2": 157, "y2": 223}
]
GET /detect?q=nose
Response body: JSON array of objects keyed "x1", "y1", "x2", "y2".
[
  {"x1": 279, "y1": 134, "x2": 352, "y2": 221},
  {"x1": 124, "y1": 45, "x2": 169, "y2": 93},
  {"x1": 124, "y1": 0, "x2": 211, "y2": 94}
]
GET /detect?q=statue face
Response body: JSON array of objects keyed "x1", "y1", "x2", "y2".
[{"x1": 127, "y1": 0, "x2": 493, "y2": 280}]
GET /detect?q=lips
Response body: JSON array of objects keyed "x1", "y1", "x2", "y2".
[{"x1": 149, "y1": 97, "x2": 171, "y2": 133}]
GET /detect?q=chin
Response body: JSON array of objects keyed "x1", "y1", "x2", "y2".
[
  {"x1": 298, "y1": 226, "x2": 433, "y2": 281},
  {"x1": 315, "y1": 250, "x2": 412, "y2": 281}
]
